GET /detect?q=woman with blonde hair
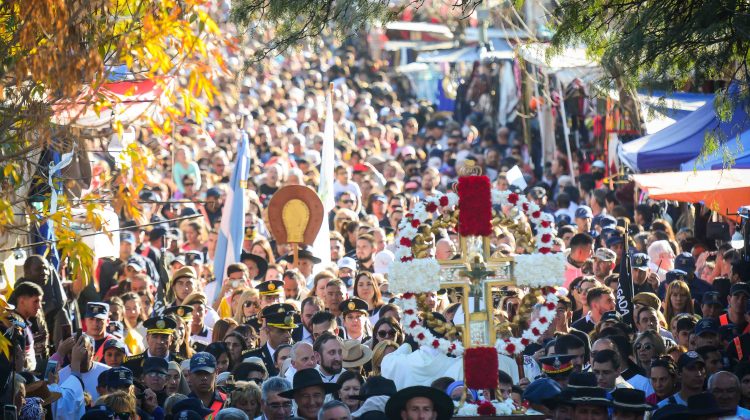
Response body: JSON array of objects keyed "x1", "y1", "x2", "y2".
[
  {"x1": 233, "y1": 289, "x2": 261, "y2": 324},
  {"x1": 96, "y1": 391, "x2": 137, "y2": 419},
  {"x1": 370, "y1": 340, "x2": 399, "y2": 377},
  {"x1": 229, "y1": 381, "x2": 263, "y2": 418},
  {"x1": 664, "y1": 280, "x2": 694, "y2": 324}
]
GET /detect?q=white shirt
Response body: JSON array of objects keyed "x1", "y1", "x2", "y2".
[
  {"x1": 333, "y1": 180, "x2": 362, "y2": 199},
  {"x1": 59, "y1": 361, "x2": 110, "y2": 402},
  {"x1": 50, "y1": 374, "x2": 85, "y2": 419},
  {"x1": 316, "y1": 365, "x2": 340, "y2": 383}
]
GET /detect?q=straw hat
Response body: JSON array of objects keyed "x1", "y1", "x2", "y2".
[{"x1": 342, "y1": 339, "x2": 373, "y2": 369}]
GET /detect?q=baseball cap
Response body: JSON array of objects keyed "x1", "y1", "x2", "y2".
[
  {"x1": 529, "y1": 186, "x2": 546, "y2": 200},
  {"x1": 206, "y1": 187, "x2": 221, "y2": 198},
  {"x1": 631, "y1": 253, "x2": 650, "y2": 271},
  {"x1": 693, "y1": 318, "x2": 720, "y2": 336},
  {"x1": 120, "y1": 231, "x2": 136, "y2": 245},
  {"x1": 371, "y1": 194, "x2": 387, "y2": 203},
  {"x1": 126, "y1": 256, "x2": 145, "y2": 272},
  {"x1": 701, "y1": 291, "x2": 723, "y2": 307},
  {"x1": 575, "y1": 206, "x2": 593, "y2": 219},
  {"x1": 665, "y1": 269, "x2": 687, "y2": 283},
  {"x1": 730, "y1": 282, "x2": 750, "y2": 297},
  {"x1": 674, "y1": 252, "x2": 696, "y2": 273},
  {"x1": 555, "y1": 214, "x2": 572, "y2": 226},
  {"x1": 591, "y1": 160, "x2": 606, "y2": 169},
  {"x1": 337, "y1": 257, "x2": 357, "y2": 272},
  {"x1": 85, "y1": 302, "x2": 110, "y2": 320},
  {"x1": 103, "y1": 339, "x2": 127, "y2": 354},
  {"x1": 600, "y1": 311, "x2": 622, "y2": 324},
  {"x1": 143, "y1": 357, "x2": 169, "y2": 375},
  {"x1": 677, "y1": 351, "x2": 705, "y2": 371},
  {"x1": 597, "y1": 215, "x2": 617, "y2": 229},
  {"x1": 633, "y1": 292, "x2": 661, "y2": 310},
  {"x1": 404, "y1": 181, "x2": 419, "y2": 190},
  {"x1": 605, "y1": 231, "x2": 624, "y2": 247},
  {"x1": 190, "y1": 352, "x2": 217, "y2": 374},
  {"x1": 105, "y1": 367, "x2": 134, "y2": 389},
  {"x1": 149, "y1": 227, "x2": 167, "y2": 241},
  {"x1": 595, "y1": 248, "x2": 617, "y2": 262}
]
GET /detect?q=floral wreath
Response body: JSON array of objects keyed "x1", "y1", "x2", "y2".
[{"x1": 389, "y1": 185, "x2": 566, "y2": 357}]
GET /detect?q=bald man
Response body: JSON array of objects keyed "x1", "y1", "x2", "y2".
[
  {"x1": 435, "y1": 238, "x2": 456, "y2": 260},
  {"x1": 285, "y1": 342, "x2": 317, "y2": 383}
]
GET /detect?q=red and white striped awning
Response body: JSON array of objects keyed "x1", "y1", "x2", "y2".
[{"x1": 52, "y1": 78, "x2": 174, "y2": 129}]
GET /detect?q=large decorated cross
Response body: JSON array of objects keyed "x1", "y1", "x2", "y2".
[{"x1": 388, "y1": 164, "x2": 566, "y2": 360}]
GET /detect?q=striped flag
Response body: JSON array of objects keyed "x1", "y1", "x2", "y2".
[
  {"x1": 310, "y1": 86, "x2": 336, "y2": 277},
  {"x1": 212, "y1": 130, "x2": 251, "y2": 302}
]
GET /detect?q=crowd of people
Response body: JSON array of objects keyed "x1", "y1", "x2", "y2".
[{"x1": 3, "y1": 4, "x2": 750, "y2": 420}]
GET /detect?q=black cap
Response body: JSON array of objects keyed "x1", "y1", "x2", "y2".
[
  {"x1": 694, "y1": 318, "x2": 720, "y2": 336},
  {"x1": 163, "y1": 305, "x2": 193, "y2": 320},
  {"x1": 255, "y1": 280, "x2": 284, "y2": 296},
  {"x1": 264, "y1": 304, "x2": 298, "y2": 330},
  {"x1": 143, "y1": 357, "x2": 169, "y2": 375},
  {"x1": 731, "y1": 282, "x2": 750, "y2": 297},
  {"x1": 702, "y1": 291, "x2": 723, "y2": 306},
  {"x1": 172, "y1": 398, "x2": 214, "y2": 417},
  {"x1": 105, "y1": 367, "x2": 134, "y2": 389},
  {"x1": 149, "y1": 227, "x2": 167, "y2": 241},
  {"x1": 677, "y1": 351, "x2": 705, "y2": 371},
  {"x1": 352, "y1": 376, "x2": 397, "y2": 400},
  {"x1": 339, "y1": 297, "x2": 369, "y2": 315},
  {"x1": 143, "y1": 316, "x2": 177, "y2": 334}
]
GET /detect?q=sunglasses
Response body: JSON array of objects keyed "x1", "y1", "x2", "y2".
[
  {"x1": 377, "y1": 329, "x2": 396, "y2": 338},
  {"x1": 342, "y1": 199, "x2": 354, "y2": 204},
  {"x1": 635, "y1": 343, "x2": 653, "y2": 351},
  {"x1": 244, "y1": 301, "x2": 259, "y2": 308}
]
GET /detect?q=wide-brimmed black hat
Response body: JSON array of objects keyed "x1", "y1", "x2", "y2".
[
  {"x1": 352, "y1": 376, "x2": 397, "y2": 401},
  {"x1": 278, "y1": 368, "x2": 340, "y2": 398},
  {"x1": 568, "y1": 387, "x2": 612, "y2": 407},
  {"x1": 384, "y1": 386, "x2": 454, "y2": 420},
  {"x1": 240, "y1": 251, "x2": 268, "y2": 280},
  {"x1": 281, "y1": 246, "x2": 321, "y2": 264},
  {"x1": 611, "y1": 389, "x2": 653, "y2": 412}
]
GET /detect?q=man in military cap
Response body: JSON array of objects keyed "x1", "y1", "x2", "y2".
[
  {"x1": 593, "y1": 248, "x2": 617, "y2": 283},
  {"x1": 84, "y1": 302, "x2": 118, "y2": 363},
  {"x1": 183, "y1": 292, "x2": 212, "y2": 352},
  {"x1": 244, "y1": 303, "x2": 297, "y2": 376},
  {"x1": 122, "y1": 315, "x2": 185, "y2": 377},
  {"x1": 338, "y1": 297, "x2": 370, "y2": 342},
  {"x1": 631, "y1": 252, "x2": 659, "y2": 295},
  {"x1": 256, "y1": 279, "x2": 285, "y2": 310},
  {"x1": 539, "y1": 354, "x2": 576, "y2": 387}
]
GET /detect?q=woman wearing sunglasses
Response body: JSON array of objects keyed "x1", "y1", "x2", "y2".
[
  {"x1": 367, "y1": 316, "x2": 404, "y2": 351},
  {"x1": 634, "y1": 330, "x2": 666, "y2": 373},
  {"x1": 232, "y1": 289, "x2": 261, "y2": 324}
]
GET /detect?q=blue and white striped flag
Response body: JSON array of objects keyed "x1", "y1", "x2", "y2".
[{"x1": 213, "y1": 131, "x2": 251, "y2": 302}]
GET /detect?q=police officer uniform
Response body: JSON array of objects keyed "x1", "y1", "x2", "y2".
[
  {"x1": 123, "y1": 316, "x2": 185, "y2": 378},
  {"x1": 242, "y1": 303, "x2": 298, "y2": 376},
  {"x1": 247, "y1": 280, "x2": 286, "y2": 333},
  {"x1": 339, "y1": 297, "x2": 371, "y2": 343}
]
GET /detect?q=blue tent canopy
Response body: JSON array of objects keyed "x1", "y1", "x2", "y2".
[
  {"x1": 680, "y1": 129, "x2": 750, "y2": 170},
  {"x1": 618, "y1": 88, "x2": 750, "y2": 172}
]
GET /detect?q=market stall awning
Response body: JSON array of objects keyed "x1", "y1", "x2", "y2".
[
  {"x1": 639, "y1": 91, "x2": 713, "y2": 134},
  {"x1": 51, "y1": 78, "x2": 173, "y2": 129},
  {"x1": 416, "y1": 39, "x2": 514, "y2": 63},
  {"x1": 680, "y1": 129, "x2": 750, "y2": 171},
  {"x1": 632, "y1": 169, "x2": 750, "y2": 218},
  {"x1": 618, "y1": 89, "x2": 750, "y2": 172}
]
